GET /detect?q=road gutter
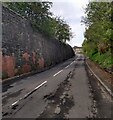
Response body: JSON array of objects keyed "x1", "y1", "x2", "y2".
[{"x1": 86, "y1": 61, "x2": 113, "y2": 98}]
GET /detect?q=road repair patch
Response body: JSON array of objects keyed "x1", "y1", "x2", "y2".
[{"x1": 38, "y1": 72, "x2": 74, "y2": 118}]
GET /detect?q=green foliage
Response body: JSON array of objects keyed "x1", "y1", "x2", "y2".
[
  {"x1": 82, "y1": 2, "x2": 113, "y2": 70},
  {"x1": 55, "y1": 17, "x2": 73, "y2": 42},
  {"x1": 91, "y1": 52, "x2": 113, "y2": 69},
  {"x1": 6, "y1": 2, "x2": 73, "y2": 43}
]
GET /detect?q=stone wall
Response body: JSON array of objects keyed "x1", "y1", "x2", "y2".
[{"x1": 2, "y1": 6, "x2": 75, "y2": 79}]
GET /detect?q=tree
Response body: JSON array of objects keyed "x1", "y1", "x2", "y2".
[
  {"x1": 82, "y1": 2, "x2": 111, "y2": 54},
  {"x1": 6, "y1": 2, "x2": 73, "y2": 43},
  {"x1": 82, "y1": 2, "x2": 113, "y2": 69},
  {"x1": 55, "y1": 17, "x2": 73, "y2": 43}
]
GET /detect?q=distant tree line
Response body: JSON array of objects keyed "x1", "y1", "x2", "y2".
[
  {"x1": 6, "y1": 1, "x2": 73, "y2": 43},
  {"x1": 82, "y1": 2, "x2": 113, "y2": 70}
]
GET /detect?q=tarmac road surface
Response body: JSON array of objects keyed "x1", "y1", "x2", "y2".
[{"x1": 2, "y1": 54, "x2": 113, "y2": 119}]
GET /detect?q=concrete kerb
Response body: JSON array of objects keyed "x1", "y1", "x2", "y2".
[{"x1": 86, "y1": 60, "x2": 113, "y2": 98}]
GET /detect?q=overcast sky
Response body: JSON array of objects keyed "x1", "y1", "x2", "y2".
[{"x1": 50, "y1": 0, "x2": 89, "y2": 47}]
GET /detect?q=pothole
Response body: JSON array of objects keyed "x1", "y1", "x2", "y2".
[{"x1": 38, "y1": 71, "x2": 75, "y2": 118}]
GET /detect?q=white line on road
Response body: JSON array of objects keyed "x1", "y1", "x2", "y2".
[
  {"x1": 11, "y1": 60, "x2": 75, "y2": 107},
  {"x1": 70, "y1": 60, "x2": 75, "y2": 65},
  {"x1": 23, "y1": 81, "x2": 47, "y2": 99},
  {"x1": 53, "y1": 60, "x2": 76, "y2": 76},
  {"x1": 65, "y1": 60, "x2": 75, "y2": 69},
  {"x1": 12, "y1": 100, "x2": 19, "y2": 106},
  {"x1": 86, "y1": 62, "x2": 113, "y2": 97},
  {"x1": 65, "y1": 65, "x2": 70, "y2": 69},
  {"x1": 34, "y1": 81, "x2": 47, "y2": 90},
  {"x1": 53, "y1": 70, "x2": 63, "y2": 77},
  {"x1": 70, "y1": 62, "x2": 73, "y2": 65},
  {"x1": 11, "y1": 81, "x2": 47, "y2": 106}
]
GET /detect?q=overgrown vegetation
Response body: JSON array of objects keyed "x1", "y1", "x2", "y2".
[
  {"x1": 82, "y1": 2, "x2": 113, "y2": 71},
  {"x1": 5, "y1": 1, "x2": 73, "y2": 43}
]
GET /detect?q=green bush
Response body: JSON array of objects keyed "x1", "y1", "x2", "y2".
[{"x1": 91, "y1": 52, "x2": 113, "y2": 69}]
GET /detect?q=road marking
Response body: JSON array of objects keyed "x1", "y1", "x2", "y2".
[
  {"x1": 86, "y1": 62, "x2": 113, "y2": 97},
  {"x1": 34, "y1": 81, "x2": 47, "y2": 90},
  {"x1": 70, "y1": 62, "x2": 73, "y2": 65},
  {"x1": 23, "y1": 81, "x2": 47, "y2": 99},
  {"x1": 12, "y1": 100, "x2": 19, "y2": 106},
  {"x1": 53, "y1": 70, "x2": 63, "y2": 77},
  {"x1": 65, "y1": 60, "x2": 75, "y2": 69},
  {"x1": 11, "y1": 81, "x2": 47, "y2": 106},
  {"x1": 11, "y1": 97, "x2": 23, "y2": 106},
  {"x1": 53, "y1": 60, "x2": 75, "y2": 77},
  {"x1": 65, "y1": 65, "x2": 70, "y2": 69},
  {"x1": 70, "y1": 61, "x2": 74, "y2": 65}
]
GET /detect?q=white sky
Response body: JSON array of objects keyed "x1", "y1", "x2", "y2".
[{"x1": 50, "y1": 0, "x2": 89, "y2": 47}]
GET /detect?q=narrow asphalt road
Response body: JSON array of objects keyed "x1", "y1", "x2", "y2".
[{"x1": 2, "y1": 54, "x2": 113, "y2": 119}]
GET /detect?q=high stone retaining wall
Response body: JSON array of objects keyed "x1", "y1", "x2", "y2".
[{"x1": 2, "y1": 6, "x2": 75, "y2": 80}]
